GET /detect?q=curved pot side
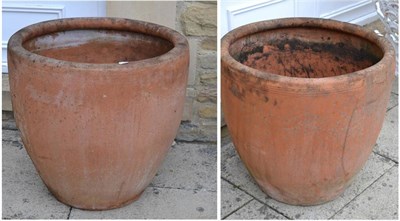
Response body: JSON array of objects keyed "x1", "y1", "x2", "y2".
[
  {"x1": 8, "y1": 18, "x2": 189, "y2": 210},
  {"x1": 221, "y1": 18, "x2": 396, "y2": 206}
]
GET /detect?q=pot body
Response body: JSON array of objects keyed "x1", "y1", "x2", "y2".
[
  {"x1": 221, "y1": 18, "x2": 395, "y2": 205},
  {"x1": 8, "y1": 18, "x2": 189, "y2": 210}
]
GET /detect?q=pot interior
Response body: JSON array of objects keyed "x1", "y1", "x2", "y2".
[
  {"x1": 229, "y1": 27, "x2": 383, "y2": 78},
  {"x1": 23, "y1": 29, "x2": 174, "y2": 64}
]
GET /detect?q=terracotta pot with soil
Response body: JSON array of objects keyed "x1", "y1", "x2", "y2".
[
  {"x1": 8, "y1": 18, "x2": 189, "y2": 210},
  {"x1": 221, "y1": 18, "x2": 395, "y2": 205}
]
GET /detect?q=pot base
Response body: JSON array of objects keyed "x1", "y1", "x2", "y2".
[
  {"x1": 49, "y1": 188, "x2": 145, "y2": 211},
  {"x1": 258, "y1": 182, "x2": 346, "y2": 206}
]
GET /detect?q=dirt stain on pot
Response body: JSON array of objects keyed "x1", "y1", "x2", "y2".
[{"x1": 229, "y1": 83, "x2": 246, "y2": 101}]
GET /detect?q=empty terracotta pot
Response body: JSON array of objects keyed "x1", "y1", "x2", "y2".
[
  {"x1": 221, "y1": 18, "x2": 395, "y2": 205},
  {"x1": 8, "y1": 18, "x2": 189, "y2": 210}
]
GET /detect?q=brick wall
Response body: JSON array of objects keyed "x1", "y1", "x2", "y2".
[{"x1": 175, "y1": 1, "x2": 217, "y2": 142}]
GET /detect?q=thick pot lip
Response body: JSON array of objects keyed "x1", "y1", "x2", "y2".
[
  {"x1": 8, "y1": 17, "x2": 188, "y2": 71},
  {"x1": 221, "y1": 17, "x2": 396, "y2": 87}
]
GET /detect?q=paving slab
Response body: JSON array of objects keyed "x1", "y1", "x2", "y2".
[
  {"x1": 221, "y1": 139, "x2": 237, "y2": 164},
  {"x1": 221, "y1": 142, "x2": 395, "y2": 219},
  {"x1": 221, "y1": 126, "x2": 232, "y2": 147},
  {"x1": 387, "y1": 92, "x2": 398, "y2": 111},
  {"x1": 70, "y1": 186, "x2": 216, "y2": 219},
  {"x1": 225, "y1": 199, "x2": 286, "y2": 220},
  {"x1": 392, "y1": 76, "x2": 398, "y2": 95},
  {"x1": 2, "y1": 129, "x2": 22, "y2": 144},
  {"x1": 2, "y1": 125, "x2": 217, "y2": 219},
  {"x1": 150, "y1": 142, "x2": 217, "y2": 192},
  {"x1": 375, "y1": 105, "x2": 398, "y2": 162},
  {"x1": 332, "y1": 165, "x2": 398, "y2": 220},
  {"x1": 2, "y1": 118, "x2": 17, "y2": 130},
  {"x1": 2, "y1": 129, "x2": 70, "y2": 219},
  {"x1": 221, "y1": 143, "x2": 269, "y2": 202},
  {"x1": 221, "y1": 179, "x2": 252, "y2": 218}
]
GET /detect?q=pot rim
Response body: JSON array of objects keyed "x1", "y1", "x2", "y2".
[
  {"x1": 221, "y1": 17, "x2": 396, "y2": 87},
  {"x1": 8, "y1": 17, "x2": 188, "y2": 71}
]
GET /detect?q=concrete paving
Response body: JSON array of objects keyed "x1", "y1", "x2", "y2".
[
  {"x1": 221, "y1": 78, "x2": 399, "y2": 220},
  {"x1": 221, "y1": 179, "x2": 252, "y2": 217},
  {"x1": 2, "y1": 118, "x2": 217, "y2": 219},
  {"x1": 331, "y1": 165, "x2": 398, "y2": 220}
]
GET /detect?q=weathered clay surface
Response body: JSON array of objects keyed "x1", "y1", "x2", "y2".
[
  {"x1": 221, "y1": 18, "x2": 395, "y2": 205},
  {"x1": 7, "y1": 18, "x2": 189, "y2": 210}
]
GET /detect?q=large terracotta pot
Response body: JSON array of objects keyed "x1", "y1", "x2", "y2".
[
  {"x1": 221, "y1": 18, "x2": 395, "y2": 205},
  {"x1": 8, "y1": 18, "x2": 189, "y2": 210}
]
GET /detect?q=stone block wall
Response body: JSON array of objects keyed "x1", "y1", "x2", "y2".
[{"x1": 175, "y1": 1, "x2": 217, "y2": 142}]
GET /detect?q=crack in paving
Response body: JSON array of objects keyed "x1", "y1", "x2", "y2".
[
  {"x1": 328, "y1": 164, "x2": 397, "y2": 219},
  {"x1": 373, "y1": 148, "x2": 398, "y2": 164},
  {"x1": 149, "y1": 185, "x2": 217, "y2": 193},
  {"x1": 67, "y1": 207, "x2": 72, "y2": 219},
  {"x1": 386, "y1": 103, "x2": 398, "y2": 112},
  {"x1": 2, "y1": 126, "x2": 18, "y2": 131},
  {"x1": 2, "y1": 139, "x2": 24, "y2": 150},
  {"x1": 222, "y1": 198, "x2": 254, "y2": 219},
  {"x1": 2, "y1": 119, "x2": 18, "y2": 130},
  {"x1": 221, "y1": 177, "x2": 291, "y2": 220},
  {"x1": 175, "y1": 140, "x2": 217, "y2": 145}
]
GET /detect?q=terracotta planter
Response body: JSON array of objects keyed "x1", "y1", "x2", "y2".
[
  {"x1": 8, "y1": 18, "x2": 189, "y2": 210},
  {"x1": 221, "y1": 18, "x2": 395, "y2": 205}
]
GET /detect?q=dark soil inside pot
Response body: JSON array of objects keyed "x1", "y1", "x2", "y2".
[
  {"x1": 23, "y1": 30, "x2": 174, "y2": 64},
  {"x1": 229, "y1": 28, "x2": 383, "y2": 78}
]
